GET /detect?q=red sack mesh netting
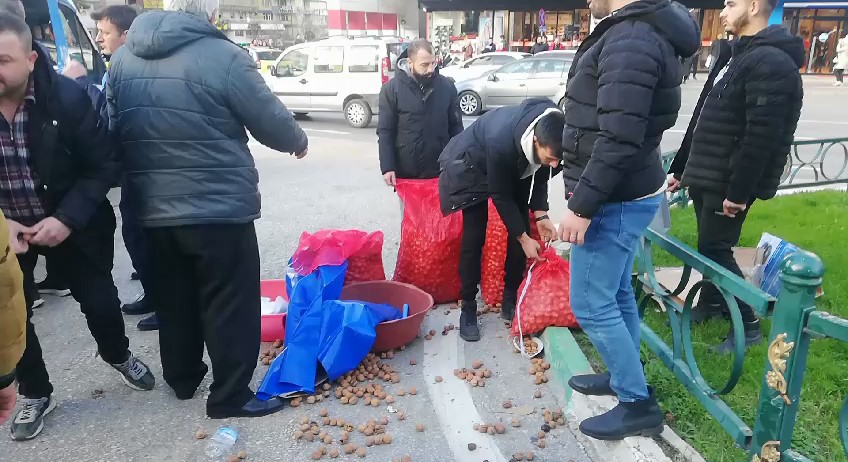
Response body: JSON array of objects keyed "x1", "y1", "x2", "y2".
[
  {"x1": 481, "y1": 199, "x2": 543, "y2": 306},
  {"x1": 393, "y1": 179, "x2": 462, "y2": 303},
  {"x1": 510, "y1": 247, "x2": 578, "y2": 337},
  {"x1": 291, "y1": 229, "x2": 386, "y2": 285}
]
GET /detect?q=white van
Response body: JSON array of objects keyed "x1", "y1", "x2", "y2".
[{"x1": 268, "y1": 36, "x2": 405, "y2": 128}]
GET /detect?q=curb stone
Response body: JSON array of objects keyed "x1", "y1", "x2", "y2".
[{"x1": 541, "y1": 327, "x2": 707, "y2": 462}]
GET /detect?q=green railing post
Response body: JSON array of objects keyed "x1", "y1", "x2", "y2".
[{"x1": 749, "y1": 251, "x2": 825, "y2": 461}]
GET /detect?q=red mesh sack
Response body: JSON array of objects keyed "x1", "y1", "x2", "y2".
[
  {"x1": 393, "y1": 179, "x2": 462, "y2": 303},
  {"x1": 291, "y1": 229, "x2": 386, "y2": 285},
  {"x1": 510, "y1": 247, "x2": 578, "y2": 337},
  {"x1": 481, "y1": 200, "x2": 544, "y2": 306}
]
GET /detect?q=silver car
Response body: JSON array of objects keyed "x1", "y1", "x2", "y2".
[{"x1": 454, "y1": 56, "x2": 572, "y2": 116}]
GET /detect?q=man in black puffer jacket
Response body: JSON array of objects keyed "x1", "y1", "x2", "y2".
[
  {"x1": 556, "y1": 0, "x2": 699, "y2": 441},
  {"x1": 438, "y1": 99, "x2": 563, "y2": 342},
  {"x1": 668, "y1": 0, "x2": 804, "y2": 352},
  {"x1": 378, "y1": 39, "x2": 463, "y2": 186}
]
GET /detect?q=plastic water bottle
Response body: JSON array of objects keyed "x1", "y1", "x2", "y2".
[{"x1": 200, "y1": 427, "x2": 239, "y2": 461}]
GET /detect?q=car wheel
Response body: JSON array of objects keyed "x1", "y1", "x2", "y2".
[
  {"x1": 344, "y1": 99, "x2": 373, "y2": 128},
  {"x1": 458, "y1": 91, "x2": 482, "y2": 116}
]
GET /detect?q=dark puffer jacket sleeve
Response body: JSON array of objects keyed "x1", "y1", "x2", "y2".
[
  {"x1": 726, "y1": 55, "x2": 799, "y2": 204},
  {"x1": 377, "y1": 82, "x2": 399, "y2": 174},
  {"x1": 567, "y1": 31, "x2": 663, "y2": 217},
  {"x1": 226, "y1": 52, "x2": 308, "y2": 154}
]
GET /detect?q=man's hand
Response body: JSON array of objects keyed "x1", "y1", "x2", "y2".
[
  {"x1": 519, "y1": 234, "x2": 544, "y2": 261},
  {"x1": 558, "y1": 209, "x2": 592, "y2": 245},
  {"x1": 722, "y1": 199, "x2": 747, "y2": 218},
  {"x1": 667, "y1": 174, "x2": 682, "y2": 192},
  {"x1": 294, "y1": 148, "x2": 308, "y2": 159},
  {"x1": 0, "y1": 381, "x2": 16, "y2": 425},
  {"x1": 383, "y1": 171, "x2": 397, "y2": 187},
  {"x1": 7, "y1": 219, "x2": 34, "y2": 254},
  {"x1": 61, "y1": 60, "x2": 88, "y2": 80},
  {"x1": 29, "y1": 217, "x2": 71, "y2": 247},
  {"x1": 534, "y1": 216, "x2": 557, "y2": 242}
]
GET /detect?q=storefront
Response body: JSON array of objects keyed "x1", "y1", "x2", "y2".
[{"x1": 782, "y1": 6, "x2": 848, "y2": 74}]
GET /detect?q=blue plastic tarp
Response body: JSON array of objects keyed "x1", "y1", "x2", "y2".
[{"x1": 257, "y1": 261, "x2": 400, "y2": 400}]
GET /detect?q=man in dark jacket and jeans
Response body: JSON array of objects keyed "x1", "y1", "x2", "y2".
[
  {"x1": 378, "y1": 39, "x2": 463, "y2": 186},
  {"x1": 108, "y1": 0, "x2": 307, "y2": 419},
  {"x1": 668, "y1": 0, "x2": 804, "y2": 352},
  {"x1": 0, "y1": 13, "x2": 155, "y2": 441},
  {"x1": 556, "y1": 0, "x2": 699, "y2": 440},
  {"x1": 438, "y1": 99, "x2": 562, "y2": 342}
]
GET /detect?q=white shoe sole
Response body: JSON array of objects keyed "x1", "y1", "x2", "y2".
[
  {"x1": 31, "y1": 299, "x2": 45, "y2": 309},
  {"x1": 38, "y1": 289, "x2": 71, "y2": 297},
  {"x1": 12, "y1": 397, "x2": 57, "y2": 441}
]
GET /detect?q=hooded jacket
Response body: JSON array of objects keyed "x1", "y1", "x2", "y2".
[
  {"x1": 107, "y1": 11, "x2": 308, "y2": 227},
  {"x1": 670, "y1": 26, "x2": 804, "y2": 203},
  {"x1": 0, "y1": 211, "x2": 25, "y2": 388},
  {"x1": 438, "y1": 99, "x2": 562, "y2": 238},
  {"x1": 561, "y1": 0, "x2": 700, "y2": 217},
  {"x1": 377, "y1": 59, "x2": 463, "y2": 179}
]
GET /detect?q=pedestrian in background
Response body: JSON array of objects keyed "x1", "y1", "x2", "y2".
[
  {"x1": 107, "y1": 0, "x2": 307, "y2": 419},
  {"x1": 377, "y1": 39, "x2": 463, "y2": 188},
  {"x1": 668, "y1": 0, "x2": 804, "y2": 352},
  {"x1": 0, "y1": 210, "x2": 26, "y2": 425},
  {"x1": 530, "y1": 35, "x2": 549, "y2": 54},
  {"x1": 438, "y1": 99, "x2": 562, "y2": 342},
  {"x1": 833, "y1": 34, "x2": 848, "y2": 86},
  {"x1": 0, "y1": 12, "x2": 155, "y2": 441},
  {"x1": 557, "y1": 0, "x2": 699, "y2": 441}
]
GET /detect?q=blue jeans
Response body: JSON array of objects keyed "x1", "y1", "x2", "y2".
[{"x1": 569, "y1": 195, "x2": 662, "y2": 402}]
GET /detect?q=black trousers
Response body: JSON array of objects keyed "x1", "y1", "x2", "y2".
[
  {"x1": 16, "y1": 204, "x2": 130, "y2": 398},
  {"x1": 144, "y1": 223, "x2": 260, "y2": 411},
  {"x1": 119, "y1": 189, "x2": 151, "y2": 293},
  {"x1": 459, "y1": 201, "x2": 529, "y2": 303},
  {"x1": 836, "y1": 68, "x2": 844, "y2": 83},
  {"x1": 690, "y1": 187, "x2": 757, "y2": 323}
]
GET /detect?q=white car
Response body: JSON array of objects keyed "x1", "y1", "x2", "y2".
[{"x1": 440, "y1": 52, "x2": 530, "y2": 83}]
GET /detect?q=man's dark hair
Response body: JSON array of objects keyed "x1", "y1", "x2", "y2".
[
  {"x1": 408, "y1": 38, "x2": 434, "y2": 59},
  {"x1": 91, "y1": 5, "x2": 138, "y2": 34},
  {"x1": 535, "y1": 111, "x2": 565, "y2": 156},
  {"x1": 0, "y1": 12, "x2": 32, "y2": 51}
]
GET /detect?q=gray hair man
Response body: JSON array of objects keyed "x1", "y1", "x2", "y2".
[{"x1": 107, "y1": 0, "x2": 308, "y2": 419}]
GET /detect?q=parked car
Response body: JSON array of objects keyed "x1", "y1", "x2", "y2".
[
  {"x1": 267, "y1": 36, "x2": 397, "y2": 128},
  {"x1": 247, "y1": 47, "x2": 283, "y2": 73},
  {"x1": 534, "y1": 49, "x2": 578, "y2": 59},
  {"x1": 440, "y1": 51, "x2": 530, "y2": 82},
  {"x1": 454, "y1": 56, "x2": 572, "y2": 116}
]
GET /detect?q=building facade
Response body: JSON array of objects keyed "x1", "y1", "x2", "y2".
[{"x1": 322, "y1": 0, "x2": 423, "y2": 38}]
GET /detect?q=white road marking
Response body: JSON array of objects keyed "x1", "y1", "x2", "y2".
[
  {"x1": 422, "y1": 312, "x2": 508, "y2": 462},
  {"x1": 303, "y1": 128, "x2": 351, "y2": 135}
]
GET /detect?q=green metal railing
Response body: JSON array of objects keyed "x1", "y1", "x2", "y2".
[{"x1": 636, "y1": 222, "x2": 847, "y2": 460}]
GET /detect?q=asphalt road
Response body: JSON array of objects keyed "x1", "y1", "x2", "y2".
[{"x1": 3, "y1": 75, "x2": 846, "y2": 462}]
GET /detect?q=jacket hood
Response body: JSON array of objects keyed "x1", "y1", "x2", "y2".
[
  {"x1": 126, "y1": 11, "x2": 226, "y2": 59},
  {"x1": 737, "y1": 25, "x2": 806, "y2": 69},
  {"x1": 613, "y1": 0, "x2": 701, "y2": 58}
]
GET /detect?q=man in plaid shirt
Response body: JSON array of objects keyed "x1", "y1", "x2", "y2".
[{"x1": 0, "y1": 11, "x2": 156, "y2": 441}]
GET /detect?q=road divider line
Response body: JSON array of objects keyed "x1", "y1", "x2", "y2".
[
  {"x1": 422, "y1": 312, "x2": 508, "y2": 462},
  {"x1": 303, "y1": 128, "x2": 352, "y2": 135}
]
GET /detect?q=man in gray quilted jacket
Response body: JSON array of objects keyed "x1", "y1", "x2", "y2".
[{"x1": 107, "y1": 0, "x2": 308, "y2": 419}]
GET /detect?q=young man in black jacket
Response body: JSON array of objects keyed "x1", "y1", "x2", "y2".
[
  {"x1": 377, "y1": 39, "x2": 464, "y2": 186},
  {"x1": 556, "y1": 0, "x2": 699, "y2": 440},
  {"x1": 668, "y1": 0, "x2": 804, "y2": 352},
  {"x1": 438, "y1": 99, "x2": 563, "y2": 342},
  {"x1": 0, "y1": 13, "x2": 155, "y2": 441}
]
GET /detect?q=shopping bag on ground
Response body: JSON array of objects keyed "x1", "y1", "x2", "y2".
[
  {"x1": 481, "y1": 199, "x2": 544, "y2": 306},
  {"x1": 511, "y1": 247, "x2": 578, "y2": 337},
  {"x1": 393, "y1": 179, "x2": 463, "y2": 303},
  {"x1": 290, "y1": 229, "x2": 386, "y2": 284}
]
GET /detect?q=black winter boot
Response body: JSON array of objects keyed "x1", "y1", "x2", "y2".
[
  {"x1": 568, "y1": 372, "x2": 614, "y2": 396},
  {"x1": 689, "y1": 301, "x2": 728, "y2": 324},
  {"x1": 501, "y1": 290, "x2": 517, "y2": 322},
  {"x1": 712, "y1": 319, "x2": 763, "y2": 354},
  {"x1": 459, "y1": 300, "x2": 481, "y2": 342},
  {"x1": 579, "y1": 391, "x2": 664, "y2": 440}
]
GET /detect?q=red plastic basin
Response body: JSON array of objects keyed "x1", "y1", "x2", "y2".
[
  {"x1": 260, "y1": 279, "x2": 288, "y2": 342},
  {"x1": 340, "y1": 281, "x2": 434, "y2": 353}
]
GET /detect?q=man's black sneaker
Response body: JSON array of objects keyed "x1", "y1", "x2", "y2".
[
  {"x1": 11, "y1": 396, "x2": 56, "y2": 441},
  {"x1": 109, "y1": 352, "x2": 156, "y2": 391},
  {"x1": 713, "y1": 320, "x2": 763, "y2": 354},
  {"x1": 122, "y1": 295, "x2": 154, "y2": 315},
  {"x1": 207, "y1": 396, "x2": 285, "y2": 419},
  {"x1": 568, "y1": 372, "x2": 615, "y2": 396},
  {"x1": 137, "y1": 314, "x2": 159, "y2": 331},
  {"x1": 36, "y1": 277, "x2": 71, "y2": 297},
  {"x1": 501, "y1": 291, "x2": 517, "y2": 322},
  {"x1": 459, "y1": 301, "x2": 481, "y2": 342}
]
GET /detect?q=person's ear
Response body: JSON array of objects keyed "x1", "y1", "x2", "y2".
[{"x1": 27, "y1": 50, "x2": 37, "y2": 70}]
